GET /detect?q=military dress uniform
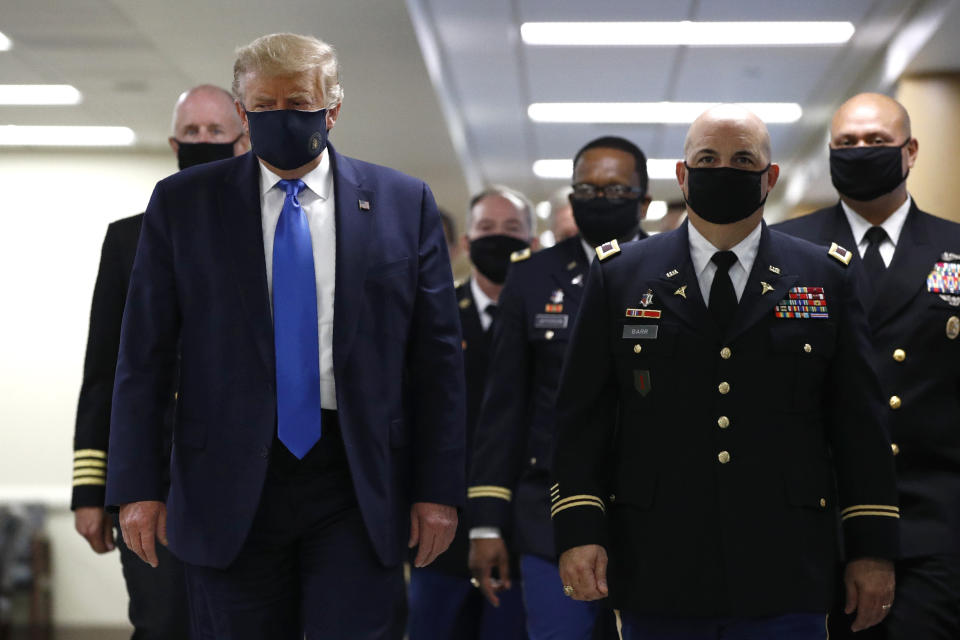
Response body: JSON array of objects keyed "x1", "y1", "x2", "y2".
[
  {"x1": 551, "y1": 222, "x2": 899, "y2": 636},
  {"x1": 72, "y1": 213, "x2": 189, "y2": 640},
  {"x1": 407, "y1": 279, "x2": 527, "y2": 640},
  {"x1": 468, "y1": 234, "x2": 632, "y2": 639},
  {"x1": 776, "y1": 200, "x2": 960, "y2": 639}
]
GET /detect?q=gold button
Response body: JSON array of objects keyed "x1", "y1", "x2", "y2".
[
  {"x1": 718, "y1": 451, "x2": 731, "y2": 464},
  {"x1": 609, "y1": 494, "x2": 616, "y2": 502},
  {"x1": 819, "y1": 498, "x2": 827, "y2": 508},
  {"x1": 893, "y1": 349, "x2": 906, "y2": 362},
  {"x1": 530, "y1": 457, "x2": 537, "y2": 466},
  {"x1": 717, "y1": 416, "x2": 730, "y2": 429},
  {"x1": 889, "y1": 395, "x2": 902, "y2": 410},
  {"x1": 633, "y1": 344, "x2": 642, "y2": 354},
  {"x1": 174, "y1": 391, "x2": 179, "y2": 400},
  {"x1": 545, "y1": 330, "x2": 554, "y2": 340},
  {"x1": 718, "y1": 382, "x2": 730, "y2": 395},
  {"x1": 891, "y1": 443, "x2": 900, "y2": 456},
  {"x1": 803, "y1": 343, "x2": 812, "y2": 353},
  {"x1": 720, "y1": 347, "x2": 732, "y2": 360}
]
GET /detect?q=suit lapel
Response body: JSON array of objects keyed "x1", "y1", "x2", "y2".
[
  {"x1": 727, "y1": 224, "x2": 799, "y2": 343},
  {"x1": 330, "y1": 147, "x2": 375, "y2": 372},
  {"x1": 459, "y1": 280, "x2": 484, "y2": 342},
  {"x1": 548, "y1": 238, "x2": 589, "y2": 307},
  {"x1": 649, "y1": 223, "x2": 716, "y2": 340},
  {"x1": 869, "y1": 203, "x2": 934, "y2": 329},
  {"x1": 219, "y1": 152, "x2": 275, "y2": 377}
]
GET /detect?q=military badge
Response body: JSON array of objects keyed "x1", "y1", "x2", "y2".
[
  {"x1": 550, "y1": 289, "x2": 564, "y2": 304},
  {"x1": 640, "y1": 290, "x2": 654, "y2": 307},
  {"x1": 775, "y1": 287, "x2": 829, "y2": 319},
  {"x1": 940, "y1": 294, "x2": 960, "y2": 307},
  {"x1": 674, "y1": 285, "x2": 687, "y2": 299},
  {"x1": 828, "y1": 243, "x2": 853, "y2": 266},
  {"x1": 760, "y1": 281, "x2": 775, "y2": 295},
  {"x1": 626, "y1": 308, "x2": 662, "y2": 319},
  {"x1": 596, "y1": 239, "x2": 621, "y2": 261},
  {"x1": 948, "y1": 316, "x2": 960, "y2": 340},
  {"x1": 545, "y1": 304, "x2": 564, "y2": 313},
  {"x1": 633, "y1": 369, "x2": 652, "y2": 396},
  {"x1": 665, "y1": 269, "x2": 679, "y2": 278},
  {"x1": 571, "y1": 274, "x2": 584, "y2": 286},
  {"x1": 942, "y1": 251, "x2": 960, "y2": 262},
  {"x1": 927, "y1": 262, "x2": 960, "y2": 294}
]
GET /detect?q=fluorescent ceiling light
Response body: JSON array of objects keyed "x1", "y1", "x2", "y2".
[
  {"x1": 520, "y1": 21, "x2": 855, "y2": 46},
  {"x1": 533, "y1": 158, "x2": 679, "y2": 180},
  {"x1": 0, "y1": 125, "x2": 136, "y2": 146},
  {"x1": 0, "y1": 85, "x2": 82, "y2": 105},
  {"x1": 528, "y1": 102, "x2": 802, "y2": 124},
  {"x1": 646, "y1": 200, "x2": 668, "y2": 221},
  {"x1": 0, "y1": 31, "x2": 11, "y2": 51}
]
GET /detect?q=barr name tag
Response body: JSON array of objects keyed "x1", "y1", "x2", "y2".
[
  {"x1": 535, "y1": 314, "x2": 569, "y2": 329},
  {"x1": 622, "y1": 324, "x2": 659, "y2": 339}
]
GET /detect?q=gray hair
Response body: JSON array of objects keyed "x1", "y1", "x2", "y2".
[
  {"x1": 468, "y1": 185, "x2": 535, "y2": 234},
  {"x1": 233, "y1": 33, "x2": 343, "y2": 108}
]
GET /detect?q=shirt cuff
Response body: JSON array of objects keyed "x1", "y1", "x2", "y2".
[{"x1": 469, "y1": 526, "x2": 502, "y2": 540}]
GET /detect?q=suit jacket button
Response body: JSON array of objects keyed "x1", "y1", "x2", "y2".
[
  {"x1": 718, "y1": 451, "x2": 731, "y2": 464},
  {"x1": 260, "y1": 445, "x2": 270, "y2": 459},
  {"x1": 718, "y1": 382, "x2": 731, "y2": 395},
  {"x1": 891, "y1": 443, "x2": 900, "y2": 456},
  {"x1": 530, "y1": 457, "x2": 537, "y2": 466},
  {"x1": 720, "y1": 347, "x2": 732, "y2": 360},
  {"x1": 893, "y1": 349, "x2": 906, "y2": 362},
  {"x1": 889, "y1": 395, "x2": 902, "y2": 410}
]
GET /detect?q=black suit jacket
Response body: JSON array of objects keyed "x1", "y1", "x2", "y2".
[
  {"x1": 775, "y1": 201, "x2": 960, "y2": 558},
  {"x1": 72, "y1": 215, "x2": 175, "y2": 509},
  {"x1": 552, "y1": 222, "x2": 898, "y2": 617}
]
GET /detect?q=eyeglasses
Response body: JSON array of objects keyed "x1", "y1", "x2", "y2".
[{"x1": 571, "y1": 183, "x2": 643, "y2": 201}]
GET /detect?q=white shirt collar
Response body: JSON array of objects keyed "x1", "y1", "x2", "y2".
[
  {"x1": 840, "y1": 194, "x2": 912, "y2": 249},
  {"x1": 258, "y1": 151, "x2": 332, "y2": 201},
  {"x1": 688, "y1": 220, "x2": 763, "y2": 280},
  {"x1": 469, "y1": 276, "x2": 495, "y2": 314}
]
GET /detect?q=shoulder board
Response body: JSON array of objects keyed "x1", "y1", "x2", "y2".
[
  {"x1": 596, "y1": 239, "x2": 621, "y2": 262},
  {"x1": 828, "y1": 242, "x2": 853, "y2": 266},
  {"x1": 510, "y1": 247, "x2": 532, "y2": 263}
]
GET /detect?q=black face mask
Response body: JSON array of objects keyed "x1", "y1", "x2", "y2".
[
  {"x1": 684, "y1": 164, "x2": 770, "y2": 225},
  {"x1": 829, "y1": 140, "x2": 909, "y2": 201},
  {"x1": 469, "y1": 235, "x2": 530, "y2": 284},
  {"x1": 245, "y1": 108, "x2": 328, "y2": 171},
  {"x1": 571, "y1": 198, "x2": 641, "y2": 246},
  {"x1": 175, "y1": 136, "x2": 241, "y2": 170}
]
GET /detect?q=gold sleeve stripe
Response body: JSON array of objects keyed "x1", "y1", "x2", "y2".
[
  {"x1": 551, "y1": 500, "x2": 606, "y2": 518},
  {"x1": 841, "y1": 504, "x2": 899, "y2": 516},
  {"x1": 467, "y1": 486, "x2": 513, "y2": 501},
  {"x1": 73, "y1": 470, "x2": 106, "y2": 479},
  {"x1": 551, "y1": 494, "x2": 604, "y2": 509},
  {"x1": 74, "y1": 449, "x2": 107, "y2": 459},
  {"x1": 550, "y1": 483, "x2": 559, "y2": 491},
  {"x1": 842, "y1": 510, "x2": 901, "y2": 521},
  {"x1": 72, "y1": 478, "x2": 106, "y2": 487},
  {"x1": 73, "y1": 460, "x2": 106, "y2": 469}
]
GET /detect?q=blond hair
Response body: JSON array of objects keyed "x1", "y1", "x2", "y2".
[{"x1": 233, "y1": 33, "x2": 343, "y2": 108}]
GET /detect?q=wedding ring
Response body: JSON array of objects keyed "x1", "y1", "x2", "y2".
[
  {"x1": 563, "y1": 585, "x2": 575, "y2": 597},
  {"x1": 470, "y1": 577, "x2": 480, "y2": 588},
  {"x1": 881, "y1": 603, "x2": 892, "y2": 610}
]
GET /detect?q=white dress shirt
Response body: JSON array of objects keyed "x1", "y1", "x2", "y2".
[
  {"x1": 259, "y1": 152, "x2": 338, "y2": 410},
  {"x1": 688, "y1": 221, "x2": 762, "y2": 306},
  {"x1": 840, "y1": 195, "x2": 912, "y2": 267},
  {"x1": 470, "y1": 277, "x2": 497, "y2": 332}
]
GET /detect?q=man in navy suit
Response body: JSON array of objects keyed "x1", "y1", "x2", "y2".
[
  {"x1": 105, "y1": 33, "x2": 465, "y2": 639},
  {"x1": 775, "y1": 93, "x2": 960, "y2": 640}
]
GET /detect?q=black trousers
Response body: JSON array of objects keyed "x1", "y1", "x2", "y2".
[
  {"x1": 829, "y1": 554, "x2": 960, "y2": 639},
  {"x1": 114, "y1": 513, "x2": 191, "y2": 639},
  {"x1": 182, "y1": 412, "x2": 406, "y2": 639}
]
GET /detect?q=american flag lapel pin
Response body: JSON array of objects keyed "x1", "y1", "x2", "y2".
[{"x1": 358, "y1": 199, "x2": 370, "y2": 211}]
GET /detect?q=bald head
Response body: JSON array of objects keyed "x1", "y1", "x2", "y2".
[
  {"x1": 170, "y1": 84, "x2": 244, "y2": 141},
  {"x1": 831, "y1": 93, "x2": 912, "y2": 146},
  {"x1": 684, "y1": 104, "x2": 772, "y2": 164}
]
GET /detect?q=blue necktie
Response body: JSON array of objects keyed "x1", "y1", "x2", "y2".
[{"x1": 273, "y1": 179, "x2": 323, "y2": 459}]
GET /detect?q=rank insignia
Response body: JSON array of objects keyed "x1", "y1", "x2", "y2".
[
  {"x1": 626, "y1": 308, "x2": 662, "y2": 319},
  {"x1": 666, "y1": 269, "x2": 679, "y2": 278},
  {"x1": 674, "y1": 285, "x2": 687, "y2": 299},
  {"x1": 571, "y1": 274, "x2": 584, "y2": 286},
  {"x1": 545, "y1": 304, "x2": 564, "y2": 313},
  {"x1": 768, "y1": 265, "x2": 781, "y2": 275},
  {"x1": 550, "y1": 289, "x2": 564, "y2": 304},
  {"x1": 942, "y1": 252, "x2": 960, "y2": 262},
  {"x1": 927, "y1": 262, "x2": 960, "y2": 294},
  {"x1": 775, "y1": 286, "x2": 829, "y2": 319},
  {"x1": 633, "y1": 369, "x2": 652, "y2": 396},
  {"x1": 761, "y1": 281, "x2": 775, "y2": 295},
  {"x1": 459, "y1": 298, "x2": 472, "y2": 309},
  {"x1": 948, "y1": 316, "x2": 960, "y2": 340},
  {"x1": 828, "y1": 243, "x2": 853, "y2": 266},
  {"x1": 566, "y1": 260, "x2": 578, "y2": 271},
  {"x1": 596, "y1": 239, "x2": 621, "y2": 261},
  {"x1": 511, "y1": 247, "x2": 532, "y2": 263}
]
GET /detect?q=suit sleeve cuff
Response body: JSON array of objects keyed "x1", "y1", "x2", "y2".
[{"x1": 842, "y1": 506, "x2": 900, "y2": 560}]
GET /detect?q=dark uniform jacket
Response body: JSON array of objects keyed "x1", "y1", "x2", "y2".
[
  {"x1": 775, "y1": 201, "x2": 960, "y2": 558},
  {"x1": 72, "y1": 214, "x2": 175, "y2": 509},
  {"x1": 551, "y1": 222, "x2": 899, "y2": 617},
  {"x1": 469, "y1": 235, "x2": 628, "y2": 559}
]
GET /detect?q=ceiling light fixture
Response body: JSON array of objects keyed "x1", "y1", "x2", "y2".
[
  {"x1": 0, "y1": 85, "x2": 82, "y2": 105},
  {"x1": 0, "y1": 125, "x2": 136, "y2": 146},
  {"x1": 0, "y1": 31, "x2": 11, "y2": 51},
  {"x1": 533, "y1": 158, "x2": 680, "y2": 180},
  {"x1": 520, "y1": 21, "x2": 855, "y2": 46},
  {"x1": 528, "y1": 102, "x2": 802, "y2": 124}
]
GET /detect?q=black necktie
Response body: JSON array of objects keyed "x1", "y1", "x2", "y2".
[
  {"x1": 484, "y1": 304, "x2": 498, "y2": 331},
  {"x1": 862, "y1": 226, "x2": 888, "y2": 283},
  {"x1": 709, "y1": 251, "x2": 739, "y2": 334}
]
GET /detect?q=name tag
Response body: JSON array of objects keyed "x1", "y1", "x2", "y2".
[
  {"x1": 622, "y1": 324, "x2": 659, "y2": 339},
  {"x1": 535, "y1": 314, "x2": 568, "y2": 329}
]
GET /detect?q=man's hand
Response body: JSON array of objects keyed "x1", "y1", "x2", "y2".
[
  {"x1": 558, "y1": 544, "x2": 609, "y2": 601},
  {"x1": 844, "y1": 557, "x2": 895, "y2": 632},
  {"x1": 118, "y1": 500, "x2": 168, "y2": 568},
  {"x1": 408, "y1": 502, "x2": 457, "y2": 568},
  {"x1": 469, "y1": 537, "x2": 512, "y2": 607},
  {"x1": 74, "y1": 507, "x2": 116, "y2": 554}
]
